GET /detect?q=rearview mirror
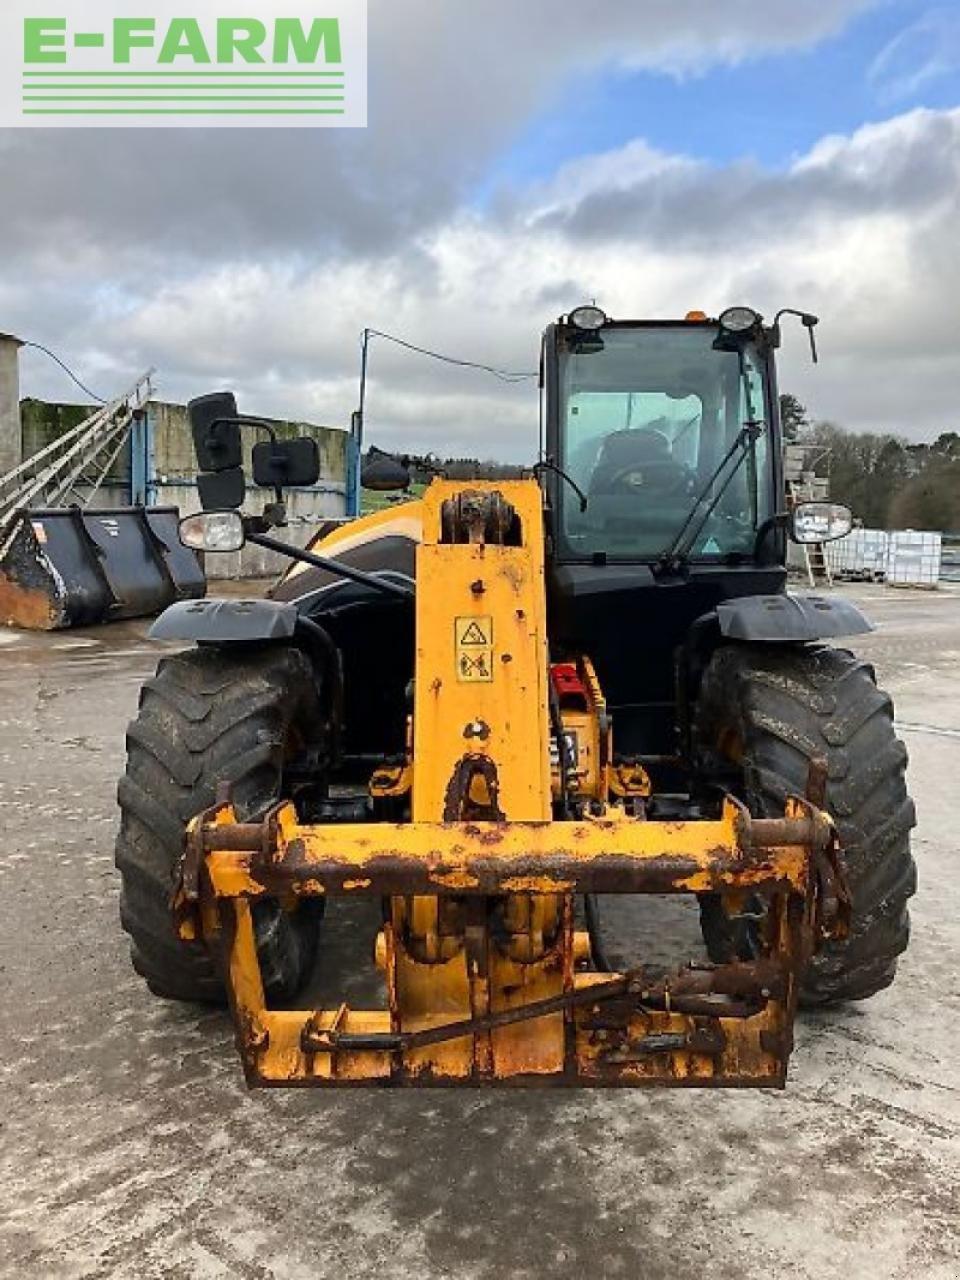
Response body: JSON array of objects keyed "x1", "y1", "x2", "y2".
[
  {"x1": 198, "y1": 466, "x2": 246, "y2": 511},
  {"x1": 361, "y1": 447, "x2": 411, "y2": 492},
  {"x1": 188, "y1": 392, "x2": 243, "y2": 472},
  {"x1": 179, "y1": 510, "x2": 246, "y2": 553},
  {"x1": 790, "y1": 501, "x2": 852, "y2": 544},
  {"x1": 252, "y1": 438, "x2": 320, "y2": 489}
]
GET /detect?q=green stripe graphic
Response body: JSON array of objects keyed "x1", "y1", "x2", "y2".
[
  {"x1": 23, "y1": 95, "x2": 345, "y2": 101},
  {"x1": 20, "y1": 65, "x2": 353, "y2": 118},
  {"x1": 23, "y1": 108, "x2": 346, "y2": 115},
  {"x1": 22, "y1": 70, "x2": 345, "y2": 77},
  {"x1": 22, "y1": 86, "x2": 343, "y2": 92}
]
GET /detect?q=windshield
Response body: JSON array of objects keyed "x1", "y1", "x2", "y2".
[{"x1": 557, "y1": 325, "x2": 773, "y2": 560}]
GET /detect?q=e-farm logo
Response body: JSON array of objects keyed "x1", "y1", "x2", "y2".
[{"x1": 0, "y1": 1, "x2": 366, "y2": 127}]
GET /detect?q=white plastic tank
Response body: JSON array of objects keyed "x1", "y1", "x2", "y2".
[
  {"x1": 826, "y1": 528, "x2": 888, "y2": 581},
  {"x1": 886, "y1": 530, "x2": 942, "y2": 588}
]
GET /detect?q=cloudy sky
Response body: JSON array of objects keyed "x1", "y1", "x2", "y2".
[{"x1": 2, "y1": 0, "x2": 959, "y2": 459}]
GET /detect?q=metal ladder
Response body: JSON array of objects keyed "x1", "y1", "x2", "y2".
[
  {"x1": 786, "y1": 479, "x2": 833, "y2": 588},
  {"x1": 803, "y1": 540, "x2": 833, "y2": 589},
  {"x1": 0, "y1": 369, "x2": 154, "y2": 555}
]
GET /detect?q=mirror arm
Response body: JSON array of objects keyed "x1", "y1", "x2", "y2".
[
  {"x1": 212, "y1": 416, "x2": 282, "y2": 497},
  {"x1": 532, "y1": 457, "x2": 588, "y2": 511},
  {"x1": 211, "y1": 414, "x2": 278, "y2": 442},
  {"x1": 806, "y1": 320, "x2": 819, "y2": 364},
  {"x1": 246, "y1": 504, "x2": 287, "y2": 532},
  {"x1": 752, "y1": 511, "x2": 789, "y2": 559},
  {"x1": 244, "y1": 529, "x2": 414, "y2": 601},
  {"x1": 773, "y1": 309, "x2": 820, "y2": 364}
]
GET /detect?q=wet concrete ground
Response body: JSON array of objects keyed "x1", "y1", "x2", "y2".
[{"x1": 0, "y1": 584, "x2": 958, "y2": 1279}]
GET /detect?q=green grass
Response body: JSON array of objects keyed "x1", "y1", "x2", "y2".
[{"x1": 360, "y1": 482, "x2": 427, "y2": 516}]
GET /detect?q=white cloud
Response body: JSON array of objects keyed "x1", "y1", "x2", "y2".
[
  {"x1": 868, "y1": 7, "x2": 960, "y2": 102},
  {"x1": 52, "y1": 106, "x2": 949, "y2": 459},
  {"x1": 5, "y1": 3, "x2": 958, "y2": 457},
  {"x1": 0, "y1": 0, "x2": 878, "y2": 263}
]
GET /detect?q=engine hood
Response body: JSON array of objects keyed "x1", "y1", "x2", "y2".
[{"x1": 270, "y1": 500, "x2": 424, "y2": 603}]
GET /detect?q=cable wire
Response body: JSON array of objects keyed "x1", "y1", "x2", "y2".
[
  {"x1": 20, "y1": 340, "x2": 106, "y2": 403},
  {"x1": 364, "y1": 328, "x2": 538, "y2": 383}
]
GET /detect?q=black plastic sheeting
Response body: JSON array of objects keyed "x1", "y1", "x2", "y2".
[{"x1": 0, "y1": 506, "x2": 205, "y2": 630}]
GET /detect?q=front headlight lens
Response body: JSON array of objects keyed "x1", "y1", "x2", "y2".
[{"x1": 179, "y1": 511, "x2": 245, "y2": 552}]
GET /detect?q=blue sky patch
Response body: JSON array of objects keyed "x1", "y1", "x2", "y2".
[{"x1": 483, "y1": 1, "x2": 960, "y2": 194}]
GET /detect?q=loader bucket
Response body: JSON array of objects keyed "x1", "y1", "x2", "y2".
[{"x1": 0, "y1": 506, "x2": 205, "y2": 630}]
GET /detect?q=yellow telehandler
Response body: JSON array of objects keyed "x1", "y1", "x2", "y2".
[{"x1": 116, "y1": 305, "x2": 915, "y2": 1087}]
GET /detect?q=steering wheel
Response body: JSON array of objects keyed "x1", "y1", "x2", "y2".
[{"x1": 603, "y1": 459, "x2": 696, "y2": 498}]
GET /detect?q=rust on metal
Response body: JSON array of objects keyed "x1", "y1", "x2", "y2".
[
  {"x1": 171, "y1": 480, "x2": 848, "y2": 1090},
  {"x1": 197, "y1": 797, "x2": 829, "y2": 900},
  {"x1": 0, "y1": 571, "x2": 58, "y2": 630},
  {"x1": 442, "y1": 753, "x2": 507, "y2": 822}
]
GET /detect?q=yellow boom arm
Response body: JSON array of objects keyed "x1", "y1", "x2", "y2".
[{"x1": 177, "y1": 480, "x2": 847, "y2": 1087}]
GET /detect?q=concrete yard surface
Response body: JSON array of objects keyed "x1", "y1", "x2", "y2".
[{"x1": 0, "y1": 584, "x2": 958, "y2": 1279}]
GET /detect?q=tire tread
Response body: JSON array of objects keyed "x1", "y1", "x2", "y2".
[
  {"x1": 115, "y1": 644, "x2": 324, "y2": 1004},
  {"x1": 697, "y1": 643, "x2": 916, "y2": 1005}
]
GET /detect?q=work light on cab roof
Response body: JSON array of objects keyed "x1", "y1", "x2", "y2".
[
  {"x1": 718, "y1": 305, "x2": 761, "y2": 333},
  {"x1": 568, "y1": 305, "x2": 608, "y2": 331}
]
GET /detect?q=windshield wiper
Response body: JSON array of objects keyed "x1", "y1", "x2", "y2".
[
  {"x1": 659, "y1": 420, "x2": 764, "y2": 567},
  {"x1": 533, "y1": 457, "x2": 589, "y2": 512}
]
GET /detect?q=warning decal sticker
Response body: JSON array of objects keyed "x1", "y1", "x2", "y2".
[{"x1": 455, "y1": 616, "x2": 494, "y2": 682}]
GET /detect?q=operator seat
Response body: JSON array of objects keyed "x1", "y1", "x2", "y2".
[{"x1": 589, "y1": 427, "x2": 685, "y2": 497}]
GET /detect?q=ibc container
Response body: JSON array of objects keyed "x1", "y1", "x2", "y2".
[
  {"x1": 886, "y1": 530, "x2": 942, "y2": 588},
  {"x1": 825, "y1": 528, "x2": 888, "y2": 581}
]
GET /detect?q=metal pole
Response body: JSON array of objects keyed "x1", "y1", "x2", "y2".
[
  {"x1": 357, "y1": 327, "x2": 370, "y2": 453},
  {"x1": 346, "y1": 327, "x2": 371, "y2": 518}
]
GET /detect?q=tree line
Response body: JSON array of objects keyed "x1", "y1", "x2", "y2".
[
  {"x1": 406, "y1": 397, "x2": 960, "y2": 533},
  {"x1": 781, "y1": 394, "x2": 960, "y2": 532}
]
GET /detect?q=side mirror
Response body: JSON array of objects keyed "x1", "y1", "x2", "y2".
[
  {"x1": 252, "y1": 438, "x2": 320, "y2": 489},
  {"x1": 179, "y1": 510, "x2": 246, "y2": 553},
  {"x1": 188, "y1": 392, "x2": 243, "y2": 472},
  {"x1": 198, "y1": 466, "x2": 246, "y2": 511},
  {"x1": 790, "y1": 501, "x2": 852, "y2": 544},
  {"x1": 361, "y1": 447, "x2": 411, "y2": 492}
]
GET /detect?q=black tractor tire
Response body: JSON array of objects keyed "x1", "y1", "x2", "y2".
[
  {"x1": 695, "y1": 643, "x2": 916, "y2": 1005},
  {"x1": 116, "y1": 644, "x2": 325, "y2": 1004}
]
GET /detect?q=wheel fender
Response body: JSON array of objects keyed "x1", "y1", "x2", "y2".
[
  {"x1": 716, "y1": 593, "x2": 873, "y2": 643},
  {"x1": 149, "y1": 597, "x2": 299, "y2": 643}
]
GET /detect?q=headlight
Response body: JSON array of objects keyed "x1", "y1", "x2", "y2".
[
  {"x1": 179, "y1": 511, "x2": 245, "y2": 553},
  {"x1": 569, "y1": 305, "x2": 608, "y2": 331},
  {"x1": 719, "y1": 306, "x2": 761, "y2": 333}
]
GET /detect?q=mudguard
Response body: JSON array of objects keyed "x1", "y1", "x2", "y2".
[
  {"x1": 150, "y1": 597, "x2": 298, "y2": 643},
  {"x1": 717, "y1": 594, "x2": 873, "y2": 643}
]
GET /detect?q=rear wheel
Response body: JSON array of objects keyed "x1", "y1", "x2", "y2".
[
  {"x1": 695, "y1": 644, "x2": 916, "y2": 1005},
  {"x1": 116, "y1": 644, "x2": 326, "y2": 1003}
]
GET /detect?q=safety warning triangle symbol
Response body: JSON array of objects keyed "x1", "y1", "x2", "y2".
[{"x1": 460, "y1": 621, "x2": 489, "y2": 646}]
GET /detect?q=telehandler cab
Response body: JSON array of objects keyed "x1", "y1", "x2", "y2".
[{"x1": 116, "y1": 305, "x2": 915, "y2": 1087}]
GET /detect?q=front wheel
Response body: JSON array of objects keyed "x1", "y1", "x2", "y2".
[
  {"x1": 116, "y1": 644, "x2": 327, "y2": 1004},
  {"x1": 695, "y1": 644, "x2": 916, "y2": 1005}
]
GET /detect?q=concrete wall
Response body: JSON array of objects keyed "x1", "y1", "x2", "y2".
[
  {"x1": 0, "y1": 335, "x2": 24, "y2": 477},
  {"x1": 19, "y1": 397, "x2": 130, "y2": 485},
  {"x1": 13, "y1": 395, "x2": 351, "y2": 581},
  {"x1": 147, "y1": 400, "x2": 347, "y2": 487},
  {"x1": 145, "y1": 401, "x2": 349, "y2": 579},
  {"x1": 164, "y1": 483, "x2": 347, "y2": 580}
]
